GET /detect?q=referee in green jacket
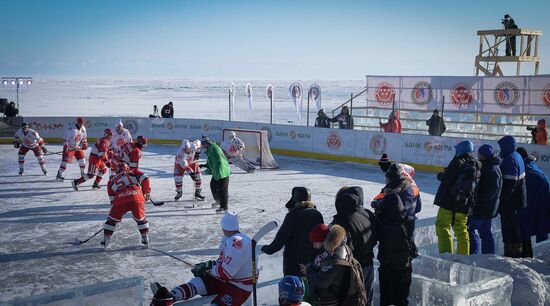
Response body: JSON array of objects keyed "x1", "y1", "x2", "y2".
[{"x1": 200, "y1": 136, "x2": 231, "y2": 213}]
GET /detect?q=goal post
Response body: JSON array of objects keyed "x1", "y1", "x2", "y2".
[{"x1": 222, "y1": 128, "x2": 279, "y2": 169}]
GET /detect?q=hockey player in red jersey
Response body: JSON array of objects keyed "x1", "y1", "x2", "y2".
[
  {"x1": 14, "y1": 122, "x2": 48, "y2": 176},
  {"x1": 71, "y1": 128, "x2": 113, "y2": 191},
  {"x1": 174, "y1": 139, "x2": 205, "y2": 201},
  {"x1": 57, "y1": 117, "x2": 88, "y2": 181},
  {"x1": 101, "y1": 161, "x2": 151, "y2": 248},
  {"x1": 116, "y1": 135, "x2": 148, "y2": 174},
  {"x1": 150, "y1": 212, "x2": 253, "y2": 306}
]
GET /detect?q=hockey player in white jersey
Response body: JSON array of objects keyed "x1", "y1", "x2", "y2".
[
  {"x1": 57, "y1": 117, "x2": 88, "y2": 180},
  {"x1": 150, "y1": 211, "x2": 253, "y2": 306},
  {"x1": 174, "y1": 139, "x2": 205, "y2": 201},
  {"x1": 222, "y1": 131, "x2": 255, "y2": 173},
  {"x1": 14, "y1": 122, "x2": 48, "y2": 175},
  {"x1": 109, "y1": 119, "x2": 133, "y2": 170}
]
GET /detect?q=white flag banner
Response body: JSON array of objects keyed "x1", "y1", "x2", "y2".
[
  {"x1": 309, "y1": 84, "x2": 322, "y2": 112},
  {"x1": 366, "y1": 76, "x2": 400, "y2": 109},
  {"x1": 400, "y1": 77, "x2": 441, "y2": 111},
  {"x1": 266, "y1": 84, "x2": 273, "y2": 102},
  {"x1": 245, "y1": 83, "x2": 253, "y2": 113},
  {"x1": 528, "y1": 76, "x2": 550, "y2": 115},
  {"x1": 440, "y1": 77, "x2": 481, "y2": 112},
  {"x1": 289, "y1": 82, "x2": 303, "y2": 125},
  {"x1": 481, "y1": 77, "x2": 526, "y2": 114},
  {"x1": 230, "y1": 82, "x2": 236, "y2": 119}
]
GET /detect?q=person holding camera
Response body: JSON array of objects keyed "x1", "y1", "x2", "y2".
[
  {"x1": 502, "y1": 14, "x2": 518, "y2": 56},
  {"x1": 528, "y1": 119, "x2": 548, "y2": 146}
]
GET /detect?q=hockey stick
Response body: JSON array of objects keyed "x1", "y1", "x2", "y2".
[
  {"x1": 45, "y1": 151, "x2": 63, "y2": 156},
  {"x1": 149, "y1": 198, "x2": 165, "y2": 206},
  {"x1": 252, "y1": 221, "x2": 278, "y2": 306},
  {"x1": 149, "y1": 248, "x2": 195, "y2": 267},
  {"x1": 75, "y1": 228, "x2": 103, "y2": 245}
]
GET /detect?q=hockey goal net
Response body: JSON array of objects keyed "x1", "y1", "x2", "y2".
[{"x1": 222, "y1": 128, "x2": 278, "y2": 169}]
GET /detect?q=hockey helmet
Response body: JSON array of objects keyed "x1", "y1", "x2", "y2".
[
  {"x1": 230, "y1": 131, "x2": 237, "y2": 139},
  {"x1": 116, "y1": 161, "x2": 130, "y2": 173},
  {"x1": 104, "y1": 128, "x2": 113, "y2": 137},
  {"x1": 76, "y1": 117, "x2": 85, "y2": 125},
  {"x1": 278, "y1": 276, "x2": 305, "y2": 302},
  {"x1": 136, "y1": 135, "x2": 148, "y2": 148},
  {"x1": 182, "y1": 139, "x2": 190, "y2": 148}
]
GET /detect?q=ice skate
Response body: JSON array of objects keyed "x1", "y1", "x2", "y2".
[
  {"x1": 194, "y1": 189, "x2": 205, "y2": 201},
  {"x1": 42, "y1": 169, "x2": 47, "y2": 176},
  {"x1": 174, "y1": 190, "x2": 183, "y2": 201},
  {"x1": 92, "y1": 182, "x2": 101, "y2": 190},
  {"x1": 141, "y1": 235, "x2": 149, "y2": 248},
  {"x1": 100, "y1": 236, "x2": 110, "y2": 248},
  {"x1": 71, "y1": 180, "x2": 79, "y2": 191},
  {"x1": 18, "y1": 169, "x2": 23, "y2": 176},
  {"x1": 150, "y1": 282, "x2": 174, "y2": 306},
  {"x1": 56, "y1": 171, "x2": 64, "y2": 181}
]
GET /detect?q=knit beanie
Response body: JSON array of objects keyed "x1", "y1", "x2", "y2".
[
  {"x1": 477, "y1": 144, "x2": 495, "y2": 158},
  {"x1": 221, "y1": 211, "x2": 239, "y2": 231},
  {"x1": 379, "y1": 153, "x2": 391, "y2": 172},
  {"x1": 385, "y1": 162, "x2": 404, "y2": 182},
  {"x1": 309, "y1": 224, "x2": 330, "y2": 243}
]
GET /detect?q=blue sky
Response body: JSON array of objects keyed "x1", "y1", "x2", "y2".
[{"x1": 1, "y1": 0, "x2": 549, "y2": 79}]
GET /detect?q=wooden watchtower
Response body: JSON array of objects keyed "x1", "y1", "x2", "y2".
[{"x1": 475, "y1": 28, "x2": 542, "y2": 76}]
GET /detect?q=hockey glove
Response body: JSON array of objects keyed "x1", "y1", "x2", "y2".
[
  {"x1": 13, "y1": 141, "x2": 20, "y2": 149},
  {"x1": 191, "y1": 260, "x2": 215, "y2": 277},
  {"x1": 144, "y1": 193, "x2": 151, "y2": 201},
  {"x1": 42, "y1": 147, "x2": 48, "y2": 154}
]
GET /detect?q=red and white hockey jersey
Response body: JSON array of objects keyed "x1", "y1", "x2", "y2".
[
  {"x1": 62, "y1": 125, "x2": 87, "y2": 150},
  {"x1": 209, "y1": 232, "x2": 254, "y2": 292},
  {"x1": 90, "y1": 137, "x2": 111, "y2": 161},
  {"x1": 107, "y1": 170, "x2": 150, "y2": 205},
  {"x1": 120, "y1": 142, "x2": 142, "y2": 172},
  {"x1": 175, "y1": 140, "x2": 200, "y2": 170},
  {"x1": 222, "y1": 138, "x2": 245, "y2": 158},
  {"x1": 110, "y1": 128, "x2": 132, "y2": 156},
  {"x1": 14, "y1": 128, "x2": 43, "y2": 149}
]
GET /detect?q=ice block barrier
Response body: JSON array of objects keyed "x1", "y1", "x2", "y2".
[
  {"x1": 2, "y1": 276, "x2": 144, "y2": 306},
  {"x1": 409, "y1": 255, "x2": 513, "y2": 306}
]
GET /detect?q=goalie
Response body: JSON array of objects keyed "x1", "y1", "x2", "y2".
[{"x1": 222, "y1": 131, "x2": 255, "y2": 173}]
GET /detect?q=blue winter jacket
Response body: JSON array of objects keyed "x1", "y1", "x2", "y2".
[
  {"x1": 497, "y1": 136, "x2": 527, "y2": 210},
  {"x1": 520, "y1": 157, "x2": 550, "y2": 242}
]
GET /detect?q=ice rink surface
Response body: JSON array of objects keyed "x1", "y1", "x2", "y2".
[{"x1": 0, "y1": 143, "x2": 440, "y2": 303}]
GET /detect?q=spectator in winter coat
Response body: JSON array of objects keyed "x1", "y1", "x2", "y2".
[
  {"x1": 278, "y1": 275, "x2": 312, "y2": 306},
  {"x1": 306, "y1": 224, "x2": 361, "y2": 306},
  {"x1": 372, "y1": 181, "x2": 417, "y2": 306},
  {"x1": 426, "y1": 109, "x2": 446, "y2": 136},
  {"x1": 331, "y1": 187, "x2": 376, "y2": 306},
  {"x1": 4, "y1": 101, "x2": 18, "y2": 117},
  {"x1": 498, "y1": 136, "x2": 527, "y2": 258},
  {"x1": 434, "y1": 140, "x2": 480, "y2": 255},
  {"x1": 468, "y1": 144, "x2": 503, "y2": 254},
  {"x1": 379, "y1": 111, "x2": 402, "y2": 133},
  {"x1": 262, "y1": 187, "x2": 324, "y2": 276},
  {"x1": 373, "y1": 163, "x2": 421, "y2": 240},
  {"x1": 533, "y1": 119, "x2": 548, "y2": 145},
  {"x1": 516, "y1": 147, "x2": 550, "y2": 258},
  {"x1": 161, "y1": 102, "x2": 174, "y2": 118},
  {"x1": 314, "y1": 109, "x2": 331, "y2": 128},
  {"x1": 329, "y1": 106, "x2": 354, "y2": 130},
  {"x1": 200, "y1": 136, "x2": 230, "y2": 213}
]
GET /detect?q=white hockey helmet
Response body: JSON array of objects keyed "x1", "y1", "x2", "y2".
[
  {"x1": 230, "y1": 131, "x2": 236, "y2": 139},
  {"x1": 182, "y1": 139, "x2": 190, "y2": 149},
  {"x1": 116, "y1": 119, "x2": 123, "y2": 127}
]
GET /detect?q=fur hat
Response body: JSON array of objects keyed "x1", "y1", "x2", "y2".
[
  {"x1": 285, "y1": 187, "x2": 311, "y2": 209},
  {"x1": 385, "y1": 162, "x2": 404, "y2": 182},
  {"x1": 323, "y1": 224, "x2": 347, "y2": 252}
]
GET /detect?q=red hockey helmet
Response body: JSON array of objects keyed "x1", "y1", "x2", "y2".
[
  {"x1": 77, "y1": 117, "x2": 85, "y2": 125},
  {"x1": 104, "y1": 128, "x2": 113, "y2": 138},
  {"x1": 116, "y1": 161, "x2": 130, "y2": 173},
  {"x1": 137, "y1": 135, "x2": 148, "y2": 148}
]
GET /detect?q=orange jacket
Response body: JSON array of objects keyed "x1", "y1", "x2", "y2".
[{"x1": 535, "y1": 119, "x2": 548, "y2": 145}]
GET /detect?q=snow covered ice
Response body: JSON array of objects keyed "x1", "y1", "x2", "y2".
[{"x1": 1, "y1": 142, "x2": 549, "y2": 305}]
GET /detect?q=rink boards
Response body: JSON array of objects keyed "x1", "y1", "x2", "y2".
[{"x1": 3, "y1": 116, "x2": 550, "y2": 173}]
